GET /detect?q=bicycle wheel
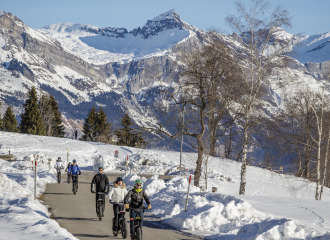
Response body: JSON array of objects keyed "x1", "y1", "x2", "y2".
[
  {"x1": 58, "y1": 173, "x2": 61, "y2": 183},
  {"x1": 73, "y1": 182, "x2": 76, "y2": 195},
  {"x1": 99, "y1": 205, "x2": 102, "y2": 221},
  {"x1": 121, "y1": 220, "x2": 127, "y2": 239},
  {"x1": 136, "y1": 227, "x2": 141, "y2": 240}
]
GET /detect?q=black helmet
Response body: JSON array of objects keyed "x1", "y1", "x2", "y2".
[{"x1": 115, "y1": 177, "x2": 123, "y2": 183}]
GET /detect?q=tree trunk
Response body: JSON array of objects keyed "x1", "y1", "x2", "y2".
[
  {"x1": 239, "y1": 110, "x2": 250, "y2": 195},
  {"x1": 194, "y1": 136, "x2": 204, "y2": 187},
  {"x1": 226, "y1": 127, "x2": 232, "y2": 159},
  {"x1": 209, "y1": 125, "x2": 216, "y2": 157},
  {"x1": 319, "y1": 130, "x2": 330, "y2": 200}
]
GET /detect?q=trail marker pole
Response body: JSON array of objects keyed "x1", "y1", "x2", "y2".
[
  {"x1": 67, "y1": 149, "x2": 69, "y2": 164},
  {"x1": 125, "y1": 155, "x2": 128, "y2": 178},
  {"x1": 185, "y1": 175, "x2": 192, "y2": 211},
  {"x1": 34, "y1": 155, "x2": 38, "y2": 200}
]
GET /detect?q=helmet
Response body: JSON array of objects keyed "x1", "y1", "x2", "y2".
[
  {"x1": 57, "y1": 157, "x2": 61, "y2": 160},
  {"x1": 116, "y1": 177, "x2": 123, "y2": 183},
  {"x1": 98, "y1": 166, "x2": 104, "y2": 170},
  {"x1": 134, "y1": 179, "x2": 143, "y2": 186},
  {"x1": 68, "y1": 162, "x2": 72, "y2": 164},
  {"x1": 73, "y1": 159, "x2": 77, "y2": 163}
]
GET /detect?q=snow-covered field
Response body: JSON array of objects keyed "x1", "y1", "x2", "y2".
[{"x1": 1, "y1": 131, "x2": 330, "y2": 239}]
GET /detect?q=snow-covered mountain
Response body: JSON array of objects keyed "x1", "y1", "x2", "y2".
[
  {"x1": 0, "y1": 9, "x2": 329, "y2": 152},
  {"x1": 38, "y1": 9, "x2": 199, "y2": 64}
]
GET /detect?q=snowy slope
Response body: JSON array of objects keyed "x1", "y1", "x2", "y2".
[
  {"x1": 1, "y1": 131, "x2": 330, "y2": 239},
  {"x1": 38, "y1": 10, "x2": 197, "y2": 64},
  {"x1": 293, "y1": 32, "x2": 330, "y2": 64}
]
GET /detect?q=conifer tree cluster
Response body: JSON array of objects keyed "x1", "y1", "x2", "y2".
[
  {"x1": 39, "y1": 94, "x2": 65, "y2": 137},
  {"x1": 81, "y1": 106, "x2": 112, "y2": 143},
  {"x1": 115, "y1": 113, "x2": 145, "y2": 147},
  {"x1": 0, "y1": 101, "x2": 19, "y2": 133}
]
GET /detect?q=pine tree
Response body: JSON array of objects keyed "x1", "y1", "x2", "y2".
[
  {"x1": 49, "y1": 95, "x2": 65, "y2": 137},
  {"x1": 81, "y1": 106, "x2": 97, "y2": 141},
  {"x1": 20, "y1": 87, "x2": 46, "y2": 135},
  {"x1": 3, "y1": 106, "x2": 19, "y2": 132},
  {"x1": 95, "y1": 107, "x2": 112, "y2": 143},
  {"x1": 39, "y1": 95, "x2": 53, "y2": 135},
  {"x1": 0, "y1": 101, "x2": 3, "y2": 131},
  {"x1": 115, "y1": 113, "x2": 145, "y2": 147}
]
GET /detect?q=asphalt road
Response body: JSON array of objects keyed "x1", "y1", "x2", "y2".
[{"x1": 42, "y1": 171, "x2": 199, "y2": 240}]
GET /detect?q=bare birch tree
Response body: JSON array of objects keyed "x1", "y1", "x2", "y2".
[{"x1": 226, "y1": 0, "x2": 293, "y2": 195}]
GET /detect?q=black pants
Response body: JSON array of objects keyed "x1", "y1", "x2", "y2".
[
  {"x1": 129, "y1": 209, "x2": 143, "y2": 237},
  {"x1": 67, "y1": 173, "x2": 71, "y2": 183},
  {"x1": 113, "y1": 203, "x2": 125, "y2": 230},
  {"x1": 96, "y1": 193, "x2": 105, "y2": 214},
  {"x1": 71, "y1": 175, "x2": 78, "y2": 189}
]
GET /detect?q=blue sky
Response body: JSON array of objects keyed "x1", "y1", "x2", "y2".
[{"x1": 1, "y1": 0, "x2": 329, "y2": 35}]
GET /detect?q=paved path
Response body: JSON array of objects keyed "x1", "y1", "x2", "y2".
[{"x1": 42, "y1": 172, "x2": 199, "y2": 240}]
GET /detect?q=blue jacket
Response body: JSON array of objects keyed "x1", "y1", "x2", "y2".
[{"x1": 68, "y1": 164, "x2": 81, "y2": 175}]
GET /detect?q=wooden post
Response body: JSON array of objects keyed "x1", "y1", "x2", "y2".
[
  {"x1": 125, "y1": 155, "x2": 128, "y2": 178},
  {"x1": 34, "y1": 155, "x2": 38, "y2": 200},
  {"x1": 185, "y1": 175, "x2": 192, "y2": 211}
]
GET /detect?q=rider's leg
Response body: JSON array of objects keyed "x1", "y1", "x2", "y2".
[
  {"x1": 76, "y1": 175, "x2": 78, "y2": 190},
  {"x1": 140, "y1": 210, "x2": 144, "y2": 238},
  {"x1": 113, "y1": 203, "x2": 119, "y2": 231},
  {"x1": 129, "y1": 209, "x2": 135, "y2": 237},
  {"x1": 101, "y1": 193, "x2": 105, "y2": 215},
  {"x1": 95, "y1": 193, "x2": 99, "y2": 215}
]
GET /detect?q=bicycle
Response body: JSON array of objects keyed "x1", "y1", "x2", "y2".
[
  {"x1": 56, "y1": 169, "x2": 61, "y2": 184},
  {"x1": 127, "y1": 206, "x2": 147, "y2": 240},
  {"x1": 72, "y1": 174, "x2": 78, "y2": 195},
  {"x1": 111, "y1": 202, "x2": 128, "y2": 238},
  {"x1": 97, "y1": 192, "x2": 105, "y2": 221}
]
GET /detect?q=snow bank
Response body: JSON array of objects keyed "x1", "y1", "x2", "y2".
[
  {"x1": 93, "y1": 154, "x2": 117, "y2": 172},
  {"x1": 0, "y1": 158, "x2": 77, "y2": 239},
  {"x1": 141, "y1": 175, "x2": 330, "y2": 239}
]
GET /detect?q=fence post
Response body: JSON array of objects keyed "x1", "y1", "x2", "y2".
[
  {"x1": 125, "y1": 155, "x2": 128, "y2": 178},
  {"x1": 34, "y1": 155, "x2": 38, "y2": 200},
  {"x1": 185, "y1": 175, "x2": 192, "y2": 211},
  {"x1": 67, "y1": 149, "x2": 69, "y2": 164}
]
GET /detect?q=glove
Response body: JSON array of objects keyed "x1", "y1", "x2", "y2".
[
  {"x1": 124, "y1": 204, "x2": 129, "y2": 209},
  {"x1": 147, "y1": 204, "x2": 151, "y2": 210},
  {"x1": 91, "y1": 190, "x2": 96, "y2": 193},
  {"x1": 109, "y1": 200, "x2": 114, "y2": 204},
  {"x1": 79, "y1": 172, "x2": 81, "y2": 175}
]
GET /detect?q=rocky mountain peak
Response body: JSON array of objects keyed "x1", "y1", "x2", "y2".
[{"x1": 130, "y1": 9, "x2": 191, "y2": 39}]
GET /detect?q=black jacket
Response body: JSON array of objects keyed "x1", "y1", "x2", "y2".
[
  {"x1": 91, "y1": 173, "x2": 109, "y2": 192},
  {"x1": 124, "y1": 188, "x2": 150, "y2": 208}
]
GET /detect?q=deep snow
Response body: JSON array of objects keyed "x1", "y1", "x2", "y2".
[{"x1": 1, "y1": 131, "x2": 330, "y2": 239}]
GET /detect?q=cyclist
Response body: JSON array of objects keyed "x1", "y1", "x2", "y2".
[
  {"x1": 109, "y1": 177, "x2": 127, "y2": 235},
  {"x1": 68, "y1": 159, "x2": 81, "y2": 191},
  {"x1": 54, "y1": 157, "x2": 64, "y2": 181},
  {"x1": 124, "y1": 179, "x2": 151, "y2": 239},
  {"x1": 91, "y1": 166, "x2": 109, "y2": 217},
  {"x1": 65, "y1": 162, "x2": 72, "y2": 183}
]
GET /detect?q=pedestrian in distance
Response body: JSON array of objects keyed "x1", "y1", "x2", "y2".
[
  {"x1": 65, "y1": 161, "x2": 72, "y2": 183},
  {"x1": 109, "y1": 177, "x2": 127, "y2": 236},
  {"x1": 91, "y1": 166, "x2": 109, "y2": 217},
  {"x1": 74, "y1": 130, "x2": 78, "y2": 140},
  {"x1": 68, "y1": 159, "x2": 81, "y2": 191},
  {"x1": 124, "y1": 179, "x2": 151, "y2": 239}
]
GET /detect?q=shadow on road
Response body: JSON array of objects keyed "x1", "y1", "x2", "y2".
[
  {"x1": 74, "y1": 234, "x2": 111, "y2": 238},
  {"x1": 43, "y1": 192, "x2": 72, "y2": 195},
  {"x1": 55, "y1": 217, "x2": 95, "y2": 221}
]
